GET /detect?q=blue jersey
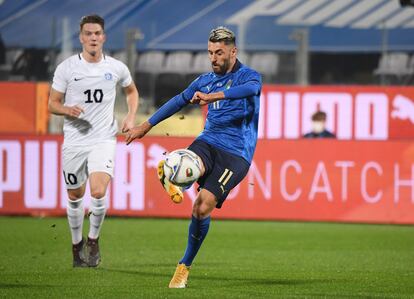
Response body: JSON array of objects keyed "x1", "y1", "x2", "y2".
[
  {"x1": 149, "y1": 60, "x2": 262, "y2": 163},
  {"x1": 303, "y1": 130, "x2": 336, "y2": 138}
]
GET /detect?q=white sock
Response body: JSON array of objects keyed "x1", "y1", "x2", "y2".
[
  {"x1": 88, "y1": 197, "x2": 106, "y2": 240},
  {"x1": 67, "y1": 198, "x2": 84, "y2": 245}
]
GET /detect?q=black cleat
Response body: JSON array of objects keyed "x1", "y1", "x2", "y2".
[
  {"x1": 86, "y1": 237, "x2": 101, "y2": 267},
  {"x1": 72, "y1": 238, "x2": 88, "y2": 267}
]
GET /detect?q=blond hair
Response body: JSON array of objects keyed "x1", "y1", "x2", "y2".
[{"x1": 209, "y1": 26, "x2": 236, "y2": 45}]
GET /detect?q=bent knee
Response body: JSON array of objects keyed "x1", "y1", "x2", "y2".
[
  {"x1": 67, "y1": 190, "x2": 84, "y2": 201},
  {"x1": 68, "y1": 194, "x2": 82, "y2": 201},
  {"x1": 192, "y1": 192, "x2": 217, "y2": 218},
  {"x1": 90, "y1": 188, "x2": 106, "y2": 199},
  {"x1": 193, "y1": 208, "x2": 211, "y2": 219}
]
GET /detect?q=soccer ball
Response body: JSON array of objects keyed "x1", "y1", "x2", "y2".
[{"x1": 163, "y1": 149, "x2": 202, "y2": 187}]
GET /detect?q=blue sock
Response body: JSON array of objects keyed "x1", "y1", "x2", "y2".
[{"x1": 179, "y1": 215, "x2": 211, "y2": 266}]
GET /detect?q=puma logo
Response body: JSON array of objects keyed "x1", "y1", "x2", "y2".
[
  {"x1": 191, "y1": 234, "x2": 201, "y2": 241},
  {"x1": 391, "y1": 95, "x2": 414, "y2": 124}
]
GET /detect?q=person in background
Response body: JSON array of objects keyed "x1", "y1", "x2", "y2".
[
  {"x1": 303, "y1": 110, "x2": 336, "y2": 138},
  {"x1": 48, "y1": 14, "x2": 139, "y2": 267}
]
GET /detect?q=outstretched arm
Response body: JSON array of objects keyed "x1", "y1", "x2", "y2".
[
  {"x1": 125, "y1": 120, "x2": 152, "y2": 145},
  {"x1": 124, "y1": 76, "x2": 201, "y2": 145},
  {"x1": 148, "y1": 93, "x2": 189, "y2": 125},
  {"x1": 125, "y1": 93, "x2": 189, "y2": 145}
]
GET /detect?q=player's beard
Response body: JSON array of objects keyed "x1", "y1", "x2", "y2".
[{"x1": 213, "y1": 57, "x2": 231, "y2": 75}]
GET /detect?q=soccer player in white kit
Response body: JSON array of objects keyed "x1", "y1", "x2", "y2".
[{"x1": 48, "y1": 15, "x2": 139, "y2": 267}]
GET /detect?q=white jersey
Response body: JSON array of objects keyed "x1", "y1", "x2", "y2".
[{"x1": 52, "y1": 53, "x2": 132, "y2": 146}]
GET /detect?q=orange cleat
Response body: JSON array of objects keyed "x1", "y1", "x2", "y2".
[{"x1": 157, "y1": 160, "x2": 184, "y2": 204}]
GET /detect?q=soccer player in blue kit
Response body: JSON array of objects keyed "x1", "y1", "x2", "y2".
[{"x1": 125, "y1": 26, "x2": 262, "y2": 288}]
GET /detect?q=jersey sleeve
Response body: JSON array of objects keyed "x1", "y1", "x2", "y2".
[
  {"x1": 181, "y1": 76, "x2": 200, "y2": 102},
  {"x1": 223, "y1": 69, "x2": 262, "y2": 99},
  {"x1": 51, "y1": 62, "x2": 69, "y2": 93},
  {"x1": 118, "y1": 62, "x2": 133, "y2": 87},
  {"x1": 239, "y1": 68, "x2": 262, "y2": 89}
]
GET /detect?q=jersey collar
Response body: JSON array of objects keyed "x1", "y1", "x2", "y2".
[
  {"x1": 231, "y1": 59, "x2": 242, "y2": 73},
  {"x1": 78, "y1": 52, "x2": 106, "y2": 62}
]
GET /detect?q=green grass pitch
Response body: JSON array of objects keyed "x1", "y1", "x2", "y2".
[{"x1": 0, "y1": 216, "x2": 413, "y2": 298}]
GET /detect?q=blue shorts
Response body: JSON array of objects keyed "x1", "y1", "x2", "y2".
[{"x1": 188, "y1": 139, "x2": 250, "y2": 208}]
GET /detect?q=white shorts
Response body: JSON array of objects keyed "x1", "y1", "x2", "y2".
[{"x1": 62, "y1": 141, "x2": 116, "y2": 189}]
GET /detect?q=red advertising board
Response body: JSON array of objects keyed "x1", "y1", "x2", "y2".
[
  {"x1": 1, "y1": 135, "x2": 413, "y2": 224},
  {"x1": 0, "y1": 82, "x2": 37, "y2": 133},
  {"x1": 260, "y1": 85, "x2": 414, "y2": 140},
  {"x1": 0, "y1": 82, "x2": 50, "y2": 134}
]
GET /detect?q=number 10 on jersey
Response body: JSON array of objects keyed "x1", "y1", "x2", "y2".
[{"x1": 84, "y1": 89, "x2": 103, "y2": 103}]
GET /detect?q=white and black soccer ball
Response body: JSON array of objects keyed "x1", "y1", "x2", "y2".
[{"x1": 163, "y1": 149, "x2": 202, "y2": 187}]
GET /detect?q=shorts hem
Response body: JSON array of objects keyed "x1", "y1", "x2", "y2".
[
  {"x1": 65, "y1": 178, "x2": 88, "y2": 190},
  {"x1": 88, "y1": 169, "x2": 114, "y2": 178}
]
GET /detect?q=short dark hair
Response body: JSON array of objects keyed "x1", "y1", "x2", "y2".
[
  {"x1": 80, "y1": 14, "x2": 105, "y2": 31},
  {"x1": 209, "y1": 26, "x2": 236, "y2": 45},
  {"x1": 312, "y1": 111, "x2": 327, "y2": 121}
]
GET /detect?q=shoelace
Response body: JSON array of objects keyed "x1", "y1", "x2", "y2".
[{"x1": 172, "y1": 265, "x2": 188, "y2": 282}]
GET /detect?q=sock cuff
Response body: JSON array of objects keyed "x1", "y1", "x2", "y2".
[
  {"x1": 67, "y1": 198, "x2": 83, "y2": 209},
  {"x1": 192, "y1": 215, "x2": 211, "y2": 224},
  {"x1": 67, "y1": 201, "x2": 84, "y2": 218},
  {"x1": 91, "y1": 197, "x2": 106, "y2": 208}
]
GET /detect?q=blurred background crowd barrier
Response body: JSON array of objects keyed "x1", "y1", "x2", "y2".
[{"x1": 0, "y1": 0, "x2": 413, "y2": 223}]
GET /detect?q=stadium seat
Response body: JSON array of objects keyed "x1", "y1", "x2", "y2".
[
  {"x1": 5, "y1": 48, "x2": 23, "y2": 66},
  {"x1": 184, "y1": 52, "x2": 208, "y2": 86},
  {"x1": 374, "y1": 52, "x2": 410, "y2": 76},
  {"x1": 407, "y1": 54, "x2": 414, "y2": 74},
  {"x1": 113, "y1": 50, "x2": 137, "y2": 74},
  {"x1": 192, "y1": 51, "x2": 249, "y2": 74},
  {"x1": 136, "y1": 51, "x2": 165, "y2": 74},
  {"x1": 0, "y1": 48, "x2": 23, "y2": 80},
  {"x1": 155, "y1": 51, "x2": 194, "y2": 108},
  {"x1": 276, "y1": 52, "x2": 295, "y2": 84},
  {"x1": 403, "y1": 54, "x2": 414, "y2": 84},
  {"x1": 112, "y1": 50, "x2": 127, "y2": 63},
  {"x1": 11, "y1": 48, "x2": 49, "y2": 80},
  {"x1": 162, "y1": 51, "x2": 193, "y2": 74},
  {"x1": 237, "y1": 51, "x2": 250, "y2": 66},
  {"x1": 192, "y1": 51, "x2": 211, "y2": 74},
  {"x1": 135, "y1": 51, "x2": 166, "y2": 111},
  {"x1": 249, "y1": 52, "x2": 279, "y2": 83},
  {"x1": 56, "y1": 51, "x2": 74, "y2": 65}
]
